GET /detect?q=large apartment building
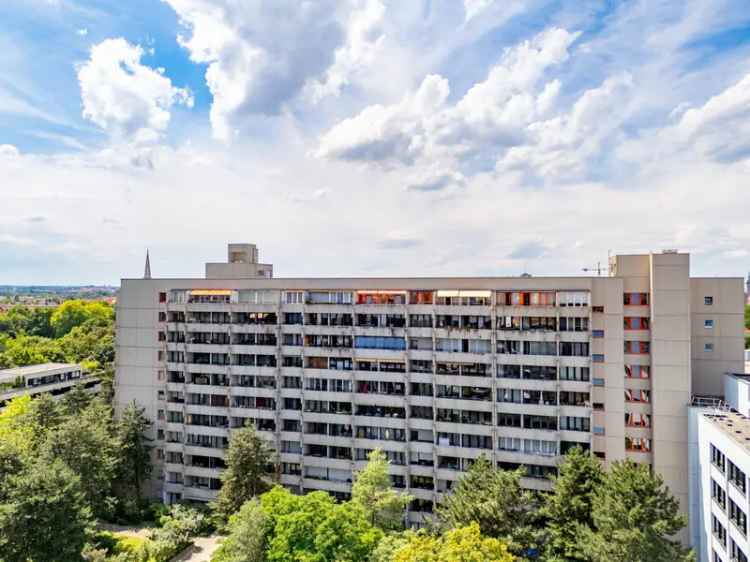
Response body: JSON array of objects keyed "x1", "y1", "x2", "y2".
[
  {"x1": 0, "y1": 362, "x2": 100, "y2": 410},
  {"x1": 114, "y1": 244, "x2": 744, "y2": 529}
]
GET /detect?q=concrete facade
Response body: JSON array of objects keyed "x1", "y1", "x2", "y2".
[{"x1": 114, "y1": 245, "x2": 744, "y2": 528}]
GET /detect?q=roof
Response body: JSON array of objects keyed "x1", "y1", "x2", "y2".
[
  {"x1": 0, "y1": 363, "x2": 80, "y2": 381},
  {"x1": 705, "y1": 411, "x2": 750, "y2": 455}
]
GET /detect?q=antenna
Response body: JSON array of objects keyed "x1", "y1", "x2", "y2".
[{"x1": 582, "y1": 261, "x2": 605, "y2": 276}]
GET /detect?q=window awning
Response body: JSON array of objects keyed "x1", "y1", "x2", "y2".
[
  {"x1": 189, "y1": 289, "x2": 232, "y2": 296},
  {"x1": 436, "y1": 290, "x2": 491, "y2": 298}
]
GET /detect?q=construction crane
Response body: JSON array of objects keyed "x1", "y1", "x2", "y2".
[{"x1": 582, "y1": 262, "x2": 606, "y2": 276}]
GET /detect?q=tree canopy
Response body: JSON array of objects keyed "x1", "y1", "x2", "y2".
[
  {"x1": 213, "y1": 422, "x2": 276, "y2": 523},
  {"x1": 351, "y1": 449, "x2": 411, "y2": 531},
  {"x1": 583, "y1": 459, "x2": 693, "y2": 562}
]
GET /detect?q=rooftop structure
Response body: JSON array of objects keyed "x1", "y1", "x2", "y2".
[{"x1": 115, "y1": 244, "x2": 745, "y2": 535}]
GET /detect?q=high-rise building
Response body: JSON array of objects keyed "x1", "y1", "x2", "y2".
[{"x1": 114, "y1": 244, "x2": 744, "y2": 531}]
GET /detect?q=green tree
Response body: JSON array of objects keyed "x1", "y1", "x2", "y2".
[
  {"x1": 0, "y1": 458, "x2": 93, "y2": 562},
  {"x1": 584, "y1": 459, "x2": 693, "y2": 562},
  {"x1": 60, "y1": 382, "x2": 94, "y2": 417},
  {"x1": 41, "y1": 399, "x2": 120, "y2": 518},
  {"x1": 26, "y1": 392, "x2": 63, "y2": 451},
  {"x1": 116, "y1": 401, "x2": 153, "y2": 510},
  {"x1": 59, "y1": 322, "x2": 115, "y2": 370},
  {"x1": 214, "y1": 423, "x2": 276, "y2": 522},
  {"x1": 435, "y1": 456, "x2": 536, "y2": 555},
  {"x1": 0, "y1": 333, "x2": 64, "y2": 367},
  {"x1": 261, "y1": 487, "x2": 382, "y2": 562},
  {"x1": 391, "y1": 523, "x2": 515, "y2": 562},
  {"x1": 0, "y1": 395, "x2": 35, "y2": 457},
  {"x1": 544, "y1": 447, "x2": 604, "y2": 561},
  {"x1": 351, "y1": 449, "x2": 411, "y2": 531},
  {"x1": 50, "y1": 300, "x2": 114, "y2": 338},
  {"x1": 212, "y1": 499, "x2": 269, "y2": 562}
]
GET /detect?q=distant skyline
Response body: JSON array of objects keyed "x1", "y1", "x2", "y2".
[{"x1": 1, "y1": 0, "x2": 750, "y2": 285}]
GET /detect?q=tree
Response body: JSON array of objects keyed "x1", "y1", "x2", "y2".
[
  {"x1": 41, "y1": 399, "x2": 120, "y2": 518},
  {"x1": 60, "y1": 382, "x2": 94, "y2": 417},
  {"x1": 50, "y1": 300, "x2": 114, "y2": 338},
  {"x1": 351, "y1": 449, "x2": 411, "y2": 531},
  {"x1": 391, "y1": 523, "x2": 515, "y2": 562},
  {"x1": 0, "y1": 458, "x2": 93, "y2": 562},
  {"x1": 260, "y1": 487, "x2": 382, "y2": 562},
  {"x1": 116, "y1": 401, "x2": 152, "y2": 510},
  {"x1": 213, "y1": 423, "x2": 276, "y2": 522},
  {"x1": 26, "y1": 392, "x2": 63, "y2": 451},
  {"x1": 0, "y1": 333, "x2": 64, "y2": 367},
  {"x1": 212, "y1": 499, "x2": 270, "y2": 562},
  {"x1": 584, "y1": 460, "x2": 693, "y2": 562},
  {"x1": 435, "y1": 456, "x2": 537, "y2": 555},
  {"x1": 0, "y1": 395, "x2": 35, "y2": 457},
  {"x1": 544, "y1": 447, "x2": 604, "y2": 561}
]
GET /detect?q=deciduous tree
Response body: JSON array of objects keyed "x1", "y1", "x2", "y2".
[
  {"x1": 212, "y1": 498, "x2": 269, "y2": 562},
  {"x1": 391, "y1": 523, "x2": 515, "y2": 562}
]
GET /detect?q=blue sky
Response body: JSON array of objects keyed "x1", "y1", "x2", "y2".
[{"x1": 1, "y1": 0, "x2": 750, "y2": 284}]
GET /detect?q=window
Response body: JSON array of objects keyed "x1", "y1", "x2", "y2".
[
  {"x1": 625, "y1": 365, "x2": 650, "y2": 379},
  {"x1": 625, "y1": 413, "x2": 651, "y2": 427},
  {"x1": 711, "y1": 444, "x2": 726, "y2": 473},
  {"x1": 159, "y1": 292, "x2": 167, "y2": 303},
  {"x1": 731, "y1": 539, "x2": 748, "y2": 562},
  {"x1": 713, "y1": 514, "x2": 727, "y2": 547},
  {"x1": 625, "y1": 437, "x2": 651, "y2": 452},
  {"x1": 704, "y1": 319, "x2": 715, "y2": 329},
  {"x1": 624, "y1": 293, "x2": 649, "y2": 306},
  {"x1": 559, "y1": 317, "x2": 589, "y2": 332},
  {"x1": 284, "y1": 291, "x2": 303, "y2": 304},
  {"x1": 705, "y1": 296, "x2": 714, "y2": 306},
  {"x1": 559, "y1": 416, "x2": 589, "y2": 432},
  {"x1": 355, "y1": 336, "x2": 406, "y2": 350},
  {"x1": 729, "y1": 460, "x2": 747, "y2": 495},
  {"x1": 560, "y1": 366, "x2": 590, "y2": 381},
  {"x1": 624, "y1": 317, "x2": 650, "y2": 330},
  {"x1": 592, "y1": 330, "x2": 604, "y2": 338},
  {"x1": 557, "y1": 291, "x2": 589, "y2": 307},
  {"x1": 712, "y1": 478, "x2": 727, "y2": 510},
  {"x1": 624, "y1": 389, "x2": 650, "y2": 403},
  {"x1": 559, "y1": 341, "x2": 590, "y2": 357},
  {"x1": 730, "y1": 497, "x2": 747, "y2": 536},
  {"x1": 592, "y1": 305, "x2": 604, "y2": 313},
  {"x1": 705, "y1": 342, "x2": 715, "y2": 352},
  {"x1": 624, "y1": 341, "x2": 650, "y2": 354},
  {"x1": 592, "y1": 354, "x2": 605, "y2": 363}
]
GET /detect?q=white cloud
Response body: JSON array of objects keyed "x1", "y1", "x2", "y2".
[
  {"x1": 77, "y1": 38, "x2": 193, "y2": 142},
  {"x1": 0, "y1": 144, "x2": 20, "y2": 158},
  {"x1": 163, "y1": 0, "x2": 372, "y2": 142},
  {"x1": 305, "y1": 0, "x2": 386, "y2": 102},
  {"x1": 77, "y1": 27, "x2": 88, "y2": 36},
  {"x1": 317, "y1": 28, "x2": 579, "y2": 178},
  {"x1": 463, "y1": 0, "x2": 496, "y2": 22},
  {"x1": 498, "y1": 73, "x2": 634, "y2": 179}
]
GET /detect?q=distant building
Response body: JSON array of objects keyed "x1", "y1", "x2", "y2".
[{"x1": 0, "y1": 363, "x2": 100, "y2": 410}]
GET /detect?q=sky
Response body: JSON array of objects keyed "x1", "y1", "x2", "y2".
[{"x1": 1, "y1": 0, "x2": 750, "y2": 285}]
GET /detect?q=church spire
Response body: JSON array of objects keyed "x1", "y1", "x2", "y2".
[{"x1": 144, "y1": 249, "x2": 152, "y2": 279}]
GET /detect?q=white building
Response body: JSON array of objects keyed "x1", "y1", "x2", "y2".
[
  {"x1": 115, "y1": 243, "x2": 744, "y2": 530},
  {"x1": 690, "y1": 373, "x2": 750, "y2": 562},
  {"x1": 0, "y1": 362, "x2": 100, "y2": 410}
]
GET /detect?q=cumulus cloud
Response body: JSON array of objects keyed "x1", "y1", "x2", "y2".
[
  {"x1": 77, "y1": 38, "x2": 193, "y2": 143},
  {"x1": 498, "y1": 73, "x2": 634, "y2": 179},
  {"x1": 0, "y1": 144, "x2": 20, "y2": 158},
  {"x1": 317, "y1": 28, "x2": 580, "y2": 173},
  {"x1": 305, "y1": 0, "x2": 386, "y2": 102},
  {"x1": 163, "y1": 0, "x2": 380, "y2": 141}
]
